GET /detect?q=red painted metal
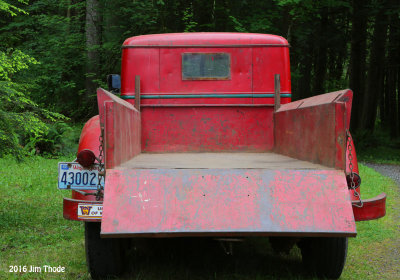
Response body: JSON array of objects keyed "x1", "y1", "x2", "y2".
[
  {"x1": 118, "y1": 33, "x2": 290, "y2": 152},
  {"x1": 274, "y1": 90, "x2": 351, "y2": 169},
  {"x1": 122, "y1": 33, "x2": 289, "y2": 47},
  {"x1": 123, "y1": 95, "x2": 292, "y2": 107},
  {"x1": 101, "y1": 168, "x2": 356, "y2": 237},
  {"x1": 71, "y1": 115, "x2": 102, "y2": 202},
  {"x1": 77, "y1": 115, "x2": 101, "y2": 158},
  {"x1": 121, "y1": 33, "x2": 291, "y2": 107},
  {"x1": 98, "y1": 88, "x2": 141, "y2": 169},
  {"x1": 335, "y1": 102, "x2": 346, "y2": 170},
  {"x1": 352, "y1": 193, "x2": 386, "y2": 221},
  {"x1": 63, "y1": 197, "x2": 102, "y2": 221},
  {"x1": 345, "y1": 132, "x2": 359, "y2": 175},
  {"x1": 141, "y1": 106, "x2": 274, "y2": 152},
  {"x1": 71, "y1": 190, "x2": 98, "y2": 201}
]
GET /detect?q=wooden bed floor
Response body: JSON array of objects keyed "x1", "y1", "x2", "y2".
[{"x1": 119, "y1": 152, "x2": 331, "y2": 170}]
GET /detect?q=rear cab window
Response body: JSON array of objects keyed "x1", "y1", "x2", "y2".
[{"x1": 182, "y1": 53, "x2": 231, "y2": 80}]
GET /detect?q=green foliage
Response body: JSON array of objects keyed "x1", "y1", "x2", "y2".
[
  {"x1": 355, "y1": 128, "x2": 400, "y2": 164},
  {"x1": 0, "y1": 0, "x2": 88, "y2": 119},
  {"x1": 182, "y1": 6, "x2": 197, "y2": 32},
  {"x1": 0, "y1": 48, "x2": 62, "y2": 158},
  {"x1": 0, "y1": 0, "x2": 27, "y2": 16},
  {"x1": 0, "y1": 3, "x2": 68, "y2": 159},
  {"x1": 0, "y1": 0, "x2": 399, "y2": 158},
  {"x1": 0, "y1": 49, "x2": 35, "y2": 79},
  {"x1": 229, "y1": 16, "x2": 247, "y2": 33},
  {"x1": 39, "y1": 122, "x2": 82, "y2": 156}
]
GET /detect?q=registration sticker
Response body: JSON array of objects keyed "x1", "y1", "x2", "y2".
[{"x1": 78, "y1": 204, "x2": 103, "y2": 219}]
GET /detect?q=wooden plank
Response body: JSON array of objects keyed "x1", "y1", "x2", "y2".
[{"x1": 119, "y1": 152, "x2": 331, "y2": 170}]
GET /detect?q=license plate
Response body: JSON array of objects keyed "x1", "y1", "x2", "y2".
[
  {"x1": 78, "y1": 204, "x2": 102, "y2": 219},
  {"x1": 58, "y1": 162, "x2": 103, "y2": 190}
]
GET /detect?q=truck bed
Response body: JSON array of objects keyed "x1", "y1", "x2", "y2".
[
  {"x1": 97, "y1": 89, "x2": 356, "y2": 238},
  {"x1": 119, "y1": 152, "x2": 331, "y2": 170}
]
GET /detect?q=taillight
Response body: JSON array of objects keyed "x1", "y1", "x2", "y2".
[
  {"x1": 77, "y1": 149, "x2": 96, "y2": 168},
  {"x1": 346, "y1": 172, "x2": 361, "y2": 189}
]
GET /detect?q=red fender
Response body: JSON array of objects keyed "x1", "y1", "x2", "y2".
[
  {"x1": 71, "y1": 115, "x2": 102, "y2": 203},
  {"x1": 77, "y1": 115, "x2": 101, "y2": 157},
  {"x1": 346, "y1": 132, "x2": 386, "y2": 221}
]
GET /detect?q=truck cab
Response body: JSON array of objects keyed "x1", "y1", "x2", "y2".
[{"x1": 120, "y1": 32, "x2": 291, "y2": 154}]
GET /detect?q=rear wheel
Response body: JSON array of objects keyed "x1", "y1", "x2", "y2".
[
  {"x1": 298, "y1": 237, "x2": 348, "y2": 279},
  {"x1": 85, "y1": 222, "x2": 123, "y2": 279}
]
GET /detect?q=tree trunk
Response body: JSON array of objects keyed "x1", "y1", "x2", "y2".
[
  {"x1": 85, "y1": 0, "x2": 100, "y2": 106},
  {"x1": 393, "y1": 10, "x2": 400, "y2": 136},
  {"x1": 386, "y1": 13, "x2": 399, "y2": 138},
  {"x1": 214, "y1": 0, "x2": 229, "y2": 31},
  {"x1": 349, "y1": 0, "x2": 368, "y2": 130},
  {"x1": 379, "y1": 85, "x2": 385, "y2": 126},
  {"x1": 193, "y1": 0, "x2": 214, "y2": 31},
  {"x1": 359, "y1": 3, "x2": 388, "y2": 131},
  {"x1": 396, "y1": 11, "x2": 400, "y2": 137},
  {"x1": 67, "y1": 0, "x2": 71, "y2": 19},
  {"x1": 313, "y1": 10, "x2": 328, "y2": 95},
  {"x1": 297, "y1": 45, "x2": 313, "y2": 100},
  {"x1": 383, "y1": 68, "x2": 391, "y2": 128}
]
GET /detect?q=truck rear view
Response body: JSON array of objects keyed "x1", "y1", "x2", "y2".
[{"x1": 58, "y1": 33, "x2": 386, "y2": 279}]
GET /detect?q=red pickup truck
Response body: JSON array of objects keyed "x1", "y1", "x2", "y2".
[{"x1": 58, "y1": 33, "x2": 386, "y2": 279}]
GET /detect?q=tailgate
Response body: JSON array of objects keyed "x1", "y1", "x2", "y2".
[{"x1": 101, "y1": 169, "x2": 356, "y2": 237}]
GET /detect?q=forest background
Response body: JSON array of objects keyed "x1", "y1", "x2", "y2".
[{"x1": 0, "y1": 0, "x2": 399, "y2": 159}]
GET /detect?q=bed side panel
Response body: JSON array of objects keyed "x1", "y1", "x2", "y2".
[{"x1": 274, "y1": 90, "x2": 351, "y2": 169}]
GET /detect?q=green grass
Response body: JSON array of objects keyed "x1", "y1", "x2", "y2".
[
  {"x1": 341, "y1": 164, "x2": 399, "y2": 280},
  {"x1": 0, "y1": 155, "x2": 89, "y2": 280},
  {"x1": 0, "y1": 157, "x2": 398, "y2": 279}
]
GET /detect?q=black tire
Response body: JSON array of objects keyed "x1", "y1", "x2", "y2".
[
  {"x1": 298, "y1": 237, "x2": 348, "y2": 279},
  {"x1": 269, "y1": 237, "x2": 297, "y2": 254},
  {"x1": 85, "y1": 222, "x2": 123, "y2": 279}
]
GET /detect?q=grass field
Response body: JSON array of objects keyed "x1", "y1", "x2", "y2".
[{"x1": 0, "y1": 156, "x2": 398, "y2": 279}]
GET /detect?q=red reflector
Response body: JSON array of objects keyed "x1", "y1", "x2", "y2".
[
  {"x1": 346, "y1": 172, "x2": 361, "y2": 189},
  {"x1": 77, "y1": 149, "x2": 96, "y2": 167}
]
